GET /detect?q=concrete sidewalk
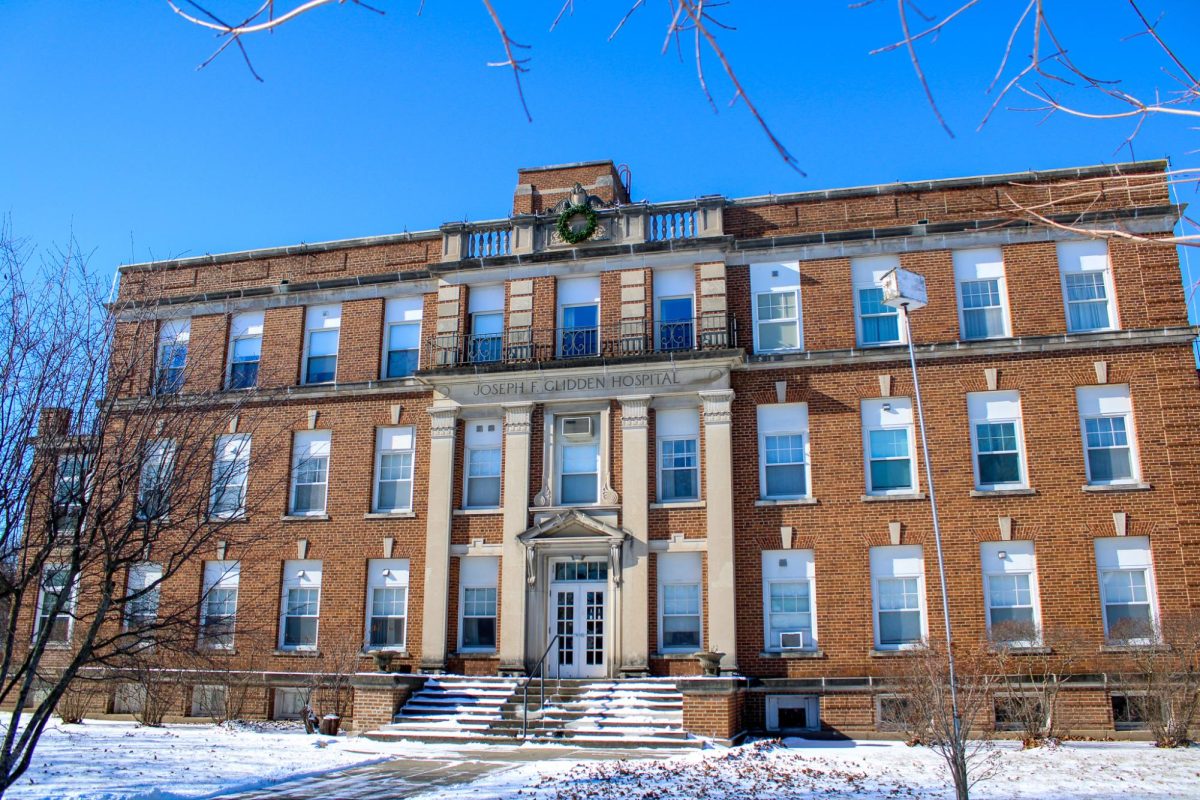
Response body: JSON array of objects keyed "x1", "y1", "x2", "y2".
[{"x1": 216, "y1": 743, "x2": 695, "y2": 799}]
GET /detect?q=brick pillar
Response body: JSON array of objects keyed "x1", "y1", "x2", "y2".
[
  {"x1": 189, "y1": 313, "x2": 229, "y2": 393},
  {"x1": 337, "y1": 298, "x2": 383, "y2": 383},
  {"x1": 680, "y1": 680, "x2": 747, "y2": 742},
  {"x1": 260, "y1": 306, "x2": 303, "y2": 388}
]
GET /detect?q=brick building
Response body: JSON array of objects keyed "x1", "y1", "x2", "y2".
[{"x1": 30, "y1": 158, "x2": 1200, "y2": 740}]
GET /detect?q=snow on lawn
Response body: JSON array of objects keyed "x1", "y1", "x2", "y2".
[
  {"x1": 435, "y1": 738, "x2": 1200, "y2": 800},
  {"x1": 5, "y1": 719, "x2": 391, "y2": 800}
]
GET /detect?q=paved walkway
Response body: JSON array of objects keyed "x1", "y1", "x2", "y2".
[{"x1": 217, "y1": 743, "x2": 693, "y2": 799}]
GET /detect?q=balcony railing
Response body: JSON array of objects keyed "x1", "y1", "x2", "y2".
[{"x1": 425, "y1": 314, "x2": 737, "y2": 369}]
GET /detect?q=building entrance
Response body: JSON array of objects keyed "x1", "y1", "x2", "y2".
[{"x1": 548, "y1": 558, "x2": 608, "y2": 678}]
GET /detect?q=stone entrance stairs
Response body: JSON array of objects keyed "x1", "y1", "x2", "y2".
[{"x1": 367, "y1": 676, "x2": 700, "y2": 748}]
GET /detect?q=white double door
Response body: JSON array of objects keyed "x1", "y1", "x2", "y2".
[{"x1": 548, "y1": 562, "x2": 608, "y2": 679}]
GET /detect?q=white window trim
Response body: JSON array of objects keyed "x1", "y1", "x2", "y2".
[
  {"x1": 763, "y1": 578, "x2": 818, "y2": 652},
  {"x1": 364, "y1": 559, "x2": 409, "y2": 651},
  {"x1": 1077, "y1": 387, "x2": 1142, "y2": 487},
  {"x1": 758, "y1": 429, "x2": 811, "y2": 500},
  {"x1": 289, "y1": 432, "x2": 331, "y2": 517},
  {"x1": 862, "y1": 402, "x2": 918, "y2": 497},
  {"x1": 209, "y1": 434, "x2": 251, "y2": 520},
  {"x1": 382, "y1": 319, "x2": 422, "y2": 379},
  {"x1": 372, "y1": 430, "x2": 416, "y2": 514},
  {"x1": 752, "y1": 288, "x2": 804, "y2": 353},
  {"x1": 458, "y1": 584, "x2": 498, "y2": 653},
  {"x1": 871, "y1": 549, "x2": 928, "y2": 651},
  {"x1": 301, "y1": 307, "x2": 341, "y2": 385},
  {"x1": 1059, "y1": 242, "x2": 1118, "y2": 333},
  {"x1": 953, "y1": 249, "x2": 1012, "y2": 341},
  {"x1": 968, "y1": 394, "x2": 1029, "y2": 491},
  {"x1": 655, "y1": 294, "x2": 697, "y2": 349},
  {"x1": 852, "y1": 258, "x2": 906, "y2": 348},
  {"x1": 656, "y1": 435, "x2": 700, "y2": 503},
  {"x1": 980, "y1": 544, "x2": 1042, "y2": 647},
  {"x1": 34, "y1": 565, "x2": 77, "y2": 646},
  {"x1": 555, "y1": 414, "x2": 601, "y2": 507},
  {"x1": 123, "y1": 562, "x2": 163, "y2": 631},
  {"x1": 225, "y1": 313, "x2": 263, "y2": 391},
  {"x1": 199, "y1": 561, "x2": 240, "y2": 650},
  {"x1": 278, "y1": 565, "x2": 321, "y2": 651},
  {"x1": 1095, "y1": 538, "x2": 1160, "y2": 645}
]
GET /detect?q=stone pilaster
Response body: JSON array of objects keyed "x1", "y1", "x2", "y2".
[
  {"x1": 419, "y1": 404, "x2": 458, "y2": 672},
  {"x1": 699, "y1": 389, "x2": 738, "y2": 673},
  {"x1": 618, "y1": 396, "x2": 652, "y2": 675},
  {"x1": 499, "y1": 402, "x2": 535, "y2": 675}
]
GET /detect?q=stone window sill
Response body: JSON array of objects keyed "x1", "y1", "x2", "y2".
[
  {"x1": 1082, "y1": 482, "x2": 1152, "y2": 493},
  {"x1": 453, "y1": 508, "x2": 502, "y2": 516},
  {"x1": 870, "y1": 648, "x2": 922, "y2": 658},
  {"x1": 363, "y1": 648, "x2": 408, "y2": 657},
  {"x1": 453, "y1": 651, "x2": 498, "y2": 659},
  {"x1": 861, "y1": 493, "x2": 927, "y2": 503},
  {"x1": 650, "y1": 501, "x2": 706, "y2": 510},
  {"x1": 534, "y1": 505, "x2": 621, "y2": 514},
  {"x1": 281, "y1": 514, "x2": 330, "y2": 522},
  {"x1": 1100, "y1": 643, "x2": 1166, "y2": 653},
  {"x1": 755, "y1": 498, "x2": 818, "y2": 507},
  {"x1": 207, "y1": 514, "x2": 249, "y2": 523},
  {"x1": 758, "y1": 649, "x2": 826, "y2": 659},
  {"x1": 273, "y1": 649, "x2": 320, "y2": 657},
  {"x1": 988, "y1": 645, "x2": 1051, "y2": 655},
  {"x1": 970, "y1": 488, "x2": 1037, "y2": 498},
  {"x1": 364, "y1": 511, "x2": 417, "y2": 519},
  {"x1": 652, "y1": 651, "x2": 703, "y2": 660}
]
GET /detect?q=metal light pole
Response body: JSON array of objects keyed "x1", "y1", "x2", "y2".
[{"x1": 881, "y1": 269, "x2": 964, "y2": 757}]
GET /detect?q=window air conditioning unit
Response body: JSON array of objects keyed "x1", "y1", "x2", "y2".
[
  {"x1": 779, "y1": 631, "x2": 807, "y2": 650},
  {"x1": 561, "y1": 416, "x2": 593, "y2": 439}
]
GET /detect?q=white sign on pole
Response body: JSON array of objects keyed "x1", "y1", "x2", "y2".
[{"x1": 880, "y1": 267, "x2": 928, "y2": 310}]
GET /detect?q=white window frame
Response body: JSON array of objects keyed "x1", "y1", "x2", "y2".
[
  {"x1": 870, "y1": 545, "x2": 927, "y2": 651},
  {"x1": 463, "y1": 420, "x2": 502, "y2": 509},
  {"x1": 657, "y1": 552, "x2": 702, "y2": 653},
  {"x1": 199, "y1": 561, "x2": 240, "y2": 650},
  {"x1": 225, "y1": 311, "x2": 263, "y2": 390},
  {"x1": 458, "y1": 556, "x2": 499, "y2": 653},
  {"x1": 852, "y1": 256, "x2": 905, "y2": 347},
  {"x1": 761, "y1": 549, "x2": 817, "y2": 652},
  {"x1": 750, "y1": 262, "x2": 804, "y2": 353},
  {"x1": 1094, "y1": 536, "x2": 1159, "y2": 645},
  {"x1": 758, "y1": 403, "x2": 811, "y2": 500},
  {"x1": 1077, "y1": 385, "x2": 1141, "y2": 486},
  {"x1": 653, "y1": 269, "x2": 696, "y2": 352},
  {"x1": 382, "y1": 297, "x2": 423, "y2": 379},
  {"x1": 289, "y1": 431, "x2": 330, "y2": 516},
  {"x1": 273, "y1": 688, "x2": 306, "y2": 720},
  {"x1": 555, "y1": 413, "x2": 600, "y2": 506},
  {"x1": 35, "y1": 563, "x2": 76, "y2": 645},
  {"x1": 279, "y1": 560, "x2": 322, "y2": 651},
  {"x1": 861, "y1": 398, "x2": 918, "y2": 496},
  {"x1": 209, "y1": 434, "x2": 251, "y2": 520},
  {"x1": 967, "y1": 391, "x2": 1028, "y2": 491},
  {"x1": 123, "y1": 562, "x2": 163, "y2": 631},
  {"x1": 53, "y1": 453, "x2": 88, "y2": 511},
  {"x1": 1058, "y1": 240, "x2": 1118, "y2": 333},
  {"x1": 953, "y1": 248, "x2": 1011, "y2": 341},
  {"x1": 136, "y1": 439, "x2": 177, "y2": 520},
  {"x1": 301, "y1": 304, "x2": 341, "y2": 385},
  {"x1": 656, "y1": 407, "x2": 700, "y2": 503},
  {"x1": 980, "y1": 541, "x2": 1042, "y2": 646},
  {"x1": 156, "y1": 319, "x2": 190, "y2": 394},
  {"x1": 372, "y1": 427, "x2": 415, "y2": 513},
  {"x1": 365, "y1": 559, "x2": 410, "y2": 651}
]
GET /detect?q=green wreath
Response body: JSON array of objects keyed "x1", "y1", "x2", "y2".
[{"x1": 556, "y1": 203, "x2": 598, "y2": 244}]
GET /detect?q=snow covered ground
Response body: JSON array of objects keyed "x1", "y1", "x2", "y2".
[
  {"x1": 4, "y1": 719, "x2": 392, "y2": 800},
  {"x1": 427, "y1": 738, "x2": 1200, "y2": 800}
]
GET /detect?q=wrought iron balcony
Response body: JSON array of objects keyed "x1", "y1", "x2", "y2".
[{"x1": 425, "y1": 314, "x2": 738, "y2": 370}]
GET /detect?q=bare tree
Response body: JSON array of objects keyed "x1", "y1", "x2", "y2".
[
  {"x1": 0, "y1": 222, "x2": 293, "y2": 795},
  {"x1": 990, "y1": 625, "x2": 1087, "y2": 748},
  {"x1": 1124, "y1": 610, "x2": 1200, "y2": 748},
  {"x1": 303, "y1": 630, "x2": 364, "y2": 734}
]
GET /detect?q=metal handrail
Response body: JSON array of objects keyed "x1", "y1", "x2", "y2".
[{"x1": 520, "y1": 633, "x2": 562, "y2": 739}]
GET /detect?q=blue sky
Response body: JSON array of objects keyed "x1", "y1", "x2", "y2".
[{"x1": 1, "y1": 2, "x2": 1196, "y2": 276}]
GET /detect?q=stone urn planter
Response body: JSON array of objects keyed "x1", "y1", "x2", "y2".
[
  {"x1": 319, "y1": 714, "x2": 341, "y2": 736},
  {"x1": 695, "y1": 651, "x2": 724, "y2": 676},
  {"x1": 372, "y1": 651, "x2": 393, "y2": 673}
]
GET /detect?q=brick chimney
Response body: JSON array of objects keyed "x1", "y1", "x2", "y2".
[
  {"x1": 38, "y1": 408, "x2": 72, "y2": 440},
  {"x1": 513, "y1": 160, "x2": 629, "y2": 215}
]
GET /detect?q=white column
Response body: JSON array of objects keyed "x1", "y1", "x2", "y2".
[
  {"x1": 699, "y1": 389, "x2": 737, "y2": 673},
  {"x1": 499, "y1": 402, "x2": 534, "y2": 674},
  {"x1": 419, "y1": 404, "x2": 458, "y2": 673},
  {"x1": 618, "y1": 396, "x2": 652, "y2": 676}
]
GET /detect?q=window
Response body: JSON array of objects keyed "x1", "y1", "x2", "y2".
[
  {"x1": 156, "y1": 319, "x2": 190, "y2": 394},
  {"x1": 1111, "y1": 695, "x2": 1151, "y2": 731},
  {"x1": 1094, "y1": 537, "x2": 1158, "y2": 644},
  {"x1": 954, "y1": 248, "x2": 1010, "y2": 340},
  {"x1": 654, "y1": 269, "x2": 695, "y2": 352},
  {"x1": 871, "y1": 545, "x2": 926, "y2": 649},
  {"x1": 1077, "y1": 385, "x2": 1139, "y2": 485},
  {"x1": 383, "y1": 297, "x2": 422, "y2": 379},
  {"x1": 366, "y1": 559, "x2": 409, "y2": 649},
  {"x1": 766, "y1": 695, "x2": 819, "y2": 732},
  {"x1": 558, "y1": 276, "x2": 601, "y2": 358},
  {"x1": 35, "y1": 564, "x2": 75, "y2": 644},
  {"x1": 1059, "y1": 240, "x2": 1117, "y2": 332},
  {"x1": 373, "y1": 427, "x2": 415, "y2": 513},
  {"x1": 273, "y1": 688, "x2": 306, "y2": 720},
  {"x1": 463, "y1": 420, "x2": 501, "y2": 509},
  {"x1": 191, "y1": 685, "x2": 227, "y2": 718},
  {"x1": 289, "y1": 431, "x2": 330, "y2": 516},
  {"x1": 981, "y1": 541, "x2": 1041, "y2": 645},
  {"x1": 750, "y1": 262, "x2": 803, "y2": 352},
  {"x1": 467, "y1": 285, "x2": 504, "y2": 364},
  {"x1": 556, "y1": 414, "x2": 600, "y2": 505},
  {"x1": 279, "y1": 560, "x2": 321, "y2": 650},
  {"x1": 657, "y1": 552, "x2": 701, "y2": 652},
  {"x1": 124, "y1": 563, "x2": 163, "y2": 631},
  {"x1": 994, "y1": 696, "x2": 1040, "y2": 732},
  {"x1": 853, "y1": 256, "x2": 903, "y2": 347},
  {"x1": 199, "y1": 561, "x2": 240, "y2": 649},
  {"x1": 862, "y1": 398, "x2": 917, "y2": 495},
  {"x1": 53, "y1": 454, "x2": 87, "y2": 509},
  {"x1": 458, "y1": 556, "x2": 498, "y2": 651},
  {"x1": 656, "y1": 408, "x2": 699, "y2": 502},
  {"x1": 226, "y1": 311, "x2": 263, "y2": 390},
  {"x1": 136, "y1": 440, "x2": 176, "y2": 520},
  {"x1": 210, "y1": 434, "x2": 251, "y2": 519},
  {"x1": 761, "y1": 549, "x2": 817, "y2": 651},
  {"x1": 967, "y1": 391, "x2": 1027, "y2": 490},
  {"x1": 301, "y1": 305, "x2": 341, "y2": 384},
  {"x1": 758, "y1": 403, "x2": 810, "y2": 500},
  {"x1": 876, "y1": 695, "x2": 916, "y2": 731}
]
